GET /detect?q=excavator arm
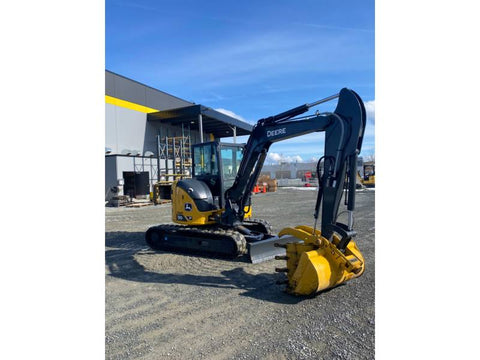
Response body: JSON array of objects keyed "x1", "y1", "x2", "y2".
[
  {"x1": 222, "y1": 88, "x2": 366, "y2": 241},
  {"x1": 222, "y1": 88, "x2": 367, "y2": 296}
]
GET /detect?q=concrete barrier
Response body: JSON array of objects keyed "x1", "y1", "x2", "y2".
[{"x1": 276, "y1": 178, "x2": 304, "y2": 187}]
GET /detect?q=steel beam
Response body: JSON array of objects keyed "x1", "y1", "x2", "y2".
[{"x1": 199, "y1": 114, "x2": 204, "y2": 142}]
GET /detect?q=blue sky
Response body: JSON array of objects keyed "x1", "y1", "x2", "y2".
[{"x1": 106, "y1": 0, "x2": 375, "y2": 163}]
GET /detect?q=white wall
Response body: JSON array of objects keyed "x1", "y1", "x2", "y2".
[
  {"x1": 106, "y1": 103, "x2": 205, "y2": 156},
  {"x1": 105, "y1": 104, "x2": 147, "y2": 154}
]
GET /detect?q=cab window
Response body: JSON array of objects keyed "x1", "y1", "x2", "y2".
[
  {"x1": 221, "y1": 146, "x2": 242, "y2": 180},
  {"x1": 193, "y1": 144, "x2": 218, "y2": 176},
  {"x1": 236, "y1": 147, "x2": 243, "y2": 173},
  {"x1": 221, "y1": 148, "x2": 235, "y2": 179}
]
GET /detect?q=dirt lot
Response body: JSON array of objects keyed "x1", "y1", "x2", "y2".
[{"x1": 106, "y1": 188, "x2": 375, "y2": 360}]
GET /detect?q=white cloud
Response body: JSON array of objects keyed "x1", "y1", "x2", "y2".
[
  {"x1": 364, "y1": 100, "x2": 375, "y2": 124},
  {"x1": 267, "y1": 152, "x2": 304, "y2": 164},
  {"x1": 214, "y1": 108, "x2": 250, "y2": 123},
  {"x1": 158, "y1": 31, "x2": 373, "y2": 89}
]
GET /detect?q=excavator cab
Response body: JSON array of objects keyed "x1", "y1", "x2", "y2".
[
  {"x1": 169, "y1": 141, "x2": 252, "y2": 226},
  {"x1": 191, "y1": 141, "x2": 245, "y2": 209}
]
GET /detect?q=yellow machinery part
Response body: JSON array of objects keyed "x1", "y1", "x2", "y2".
[
  {"x1": 171, "y1": 181, "x2": 221, "y2": 225},
  {"x1": 171, "y1": 181, "x2": 253, "y2": 225},
  {"x1": 277, "y1": 225, "x2": 365, "y2": 296},
  {"x1": 363, "y1": 174, "x2": 375, "y2": 187},
  {"x1": 243, "y1": 204, "x2": 252, "y2": 220}
]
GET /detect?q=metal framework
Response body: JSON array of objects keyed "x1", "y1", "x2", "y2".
[{"x1": 156, "y1": 129, "x2": 192, "y2": 182}]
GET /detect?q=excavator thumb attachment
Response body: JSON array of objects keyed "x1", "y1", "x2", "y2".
[{"x1": 275, "y1": 225, "x2": 365, "y2": 296}]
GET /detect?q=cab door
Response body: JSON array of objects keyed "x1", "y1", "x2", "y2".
[
  {"x1": 219, "y1": 144, "x2": 243, "y2": 191},
  {"x1": 192, "y1": 142, "x2": 222, "y2": 205}
]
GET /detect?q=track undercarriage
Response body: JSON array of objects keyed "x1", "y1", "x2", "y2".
[{"x1": 145, "y1": 219, "x2": 291, "y2": 263}]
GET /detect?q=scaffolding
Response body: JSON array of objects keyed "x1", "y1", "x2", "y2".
[
  {"x1": 156, "y1": 124, "x2": 192, "y2": 183},
  {"x1": 153, "y1": 132, "x2": 191, "y2": 204}
]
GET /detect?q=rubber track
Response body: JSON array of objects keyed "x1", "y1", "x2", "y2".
[
  {"x1": 146, "y1": 224, "x2": 247, "y2": 257},
  {"x1": 243, "y1": 218, "x2": 273, "y2": 235}
]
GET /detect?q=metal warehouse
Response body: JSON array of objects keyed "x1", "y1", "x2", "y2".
[{"x1": 105, "y1": 70, "x2": 253, "y2": 202}]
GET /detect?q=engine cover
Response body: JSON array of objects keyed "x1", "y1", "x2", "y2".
[{"x1": 172, "y1": 179, "x2": 220, "y2": 225}]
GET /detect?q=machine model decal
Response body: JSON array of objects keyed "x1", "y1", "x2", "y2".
[{"x1": 176, "y1": 214, "x2": 187, "y2": 221}]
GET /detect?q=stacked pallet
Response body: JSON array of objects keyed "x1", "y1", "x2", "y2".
[{"x1": 257, "y1": 175, "x2": 278, "y2": 192}]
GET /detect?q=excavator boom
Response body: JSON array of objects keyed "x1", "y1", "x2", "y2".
[{"x1": 223, "y1": 89, "x2": 366, "y2": 232}]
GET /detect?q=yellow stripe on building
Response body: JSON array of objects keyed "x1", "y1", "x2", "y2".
[{"x1": 105, "y1": 95, "x2": 159, "y2": 113}]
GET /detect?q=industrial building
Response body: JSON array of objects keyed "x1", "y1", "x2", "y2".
[
  {"x1": 261, "y1": 162, "x2": 319, "y2": 180},
  {"x1": 261, "y1": 157, "x2": 367, "y2": 180},
  {"x1": 105, "y1": 70, "x2": 253, "y2": 201}
]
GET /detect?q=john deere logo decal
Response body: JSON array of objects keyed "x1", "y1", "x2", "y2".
[{"x1": 184, "y1": 203, "x2": 192, "y2": 211}]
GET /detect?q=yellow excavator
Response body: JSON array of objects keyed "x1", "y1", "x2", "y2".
[
  {"x1": 362, "y1": 163, "x2": 375, "y2": 187},
  {"x1": 146, "y1": 88, "x2": 367, "y2": 296}
]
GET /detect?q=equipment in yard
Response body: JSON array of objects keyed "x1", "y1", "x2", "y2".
[
  {"x1": 362, "y1": 163, "x2": 375, "y2": 187},
  {"x1": 146, "y1": 88, "x2": 367, "y2": 294},
  {"x1": 357, "y1": 158, "x2": 375, "y2": 187}
]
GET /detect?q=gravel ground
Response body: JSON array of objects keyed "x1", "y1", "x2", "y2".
[{"x1": 106, "y1": 188, "x2": 375, "y2": 360}]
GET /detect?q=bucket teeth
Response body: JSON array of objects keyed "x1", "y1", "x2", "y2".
[
  {"x1": 274, "y1": 243, "x2": 288, "y2": 249},
  {"x1": 275, "y1": 267, "x2": 289, "y2": 273},
  {"x1": 275, "y1": 255, "x2": 289, "y2": 260}
]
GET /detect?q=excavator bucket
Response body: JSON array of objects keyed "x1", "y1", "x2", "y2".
[{"x1": 275, "y1": 225, "x2": 365, "y2": 296}]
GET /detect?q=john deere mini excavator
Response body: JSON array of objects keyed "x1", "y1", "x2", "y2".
[{"x1": 146, "y1": 88, "x2": 367, "y2": 295}]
